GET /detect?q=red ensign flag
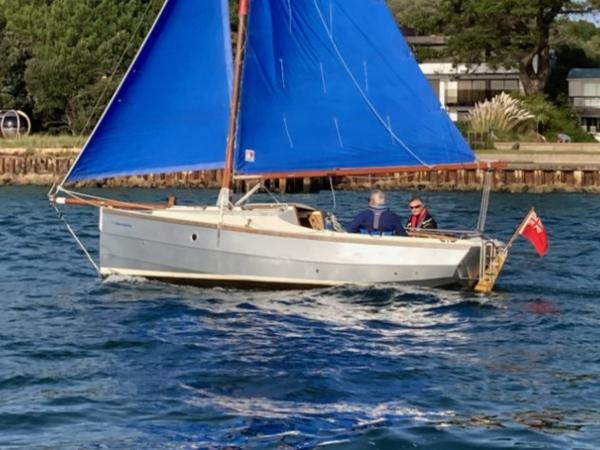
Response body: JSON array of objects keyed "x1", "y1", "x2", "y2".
[
  {"x1": 240, "y1": 0, "x2": 249, "y2": 15},
  {"x1": 520, "y1": 210, "x2": 549, "y2": 257}
]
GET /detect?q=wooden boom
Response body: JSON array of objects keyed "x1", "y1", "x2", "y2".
[{"x1": 51, "y1": 195, "x2": 177, "y2": 210}]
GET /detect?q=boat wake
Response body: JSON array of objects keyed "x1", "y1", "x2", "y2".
[
  {"x1": 180, "y1": 383, "x2": 454, "y2": 422},
  {"x1": 103, "y1": 273, "x2": 150, "y2": 285}
]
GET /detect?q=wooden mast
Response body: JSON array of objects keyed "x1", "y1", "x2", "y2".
[{"x1": 221, "y1": 0, "x2": 250, "y2": 195}]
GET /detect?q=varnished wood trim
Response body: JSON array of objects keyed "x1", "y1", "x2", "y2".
[
  {"x1": 54, "y1": 196, "x2": 169, "y2": 210},
  {"x1": 234, "y1": 161, "x2": 507, "y2": 180},
  {"x1": 103, "y1": 208, "x2": 479, "y2": 250}
]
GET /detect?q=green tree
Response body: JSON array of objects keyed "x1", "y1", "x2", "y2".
[
  {"x1": 519, "y1": 93, "x2": 596, "y2": 142},
  {"x1": 230, "y1": 0, "x2": 240, "y2": 29},
  {"x1": 0, "y1": 0, "x2": 161, "y2": 133},
  {"x1": 389, "y1": 0, "x2": 600, "y2": 95},
  {"x1": 547, "y1": 19, "x2": 600, "y2": 101},
  {"x1": 387, "y1": 0, "x2": 445, "y2": 35},
  {"x1": 0, "y1": 13, "x2": 32, "y2": 113},
  {"x1": 444, "y1": 0, "x2": 600, "y2": 95},
  {"x1": 0, "y1": 0, "x2": 240, "y2": 133}
]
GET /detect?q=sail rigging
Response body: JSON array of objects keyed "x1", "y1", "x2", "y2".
[
  {"x1": 65, "y1": 0, "x2": 233, "y2": 182},
  {"x1": 63, "y1": 0, "x2": 478, "y2": 184},
  {"x1": 234, "y1": 0, "x2": 476, "y2": 177}
]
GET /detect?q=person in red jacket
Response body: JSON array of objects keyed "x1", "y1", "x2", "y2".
[{"x1": 405, "y1": 196, "x2": 437, "y2": 231}]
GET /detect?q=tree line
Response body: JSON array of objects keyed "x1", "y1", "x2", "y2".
[
  {"x1": 1, "y1": 0, "x2": 599, "y2": 135},
  {"x1": 0, "y1": 0, "x2": 163, "y2": 134},
  {"x1": 391, "y1": 0, "x2": 600, "y2": 96}
]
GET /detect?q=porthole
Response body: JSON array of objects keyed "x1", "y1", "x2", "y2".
[{"x1": 191, "y1": 233, "x2": 198, "y2": 242}]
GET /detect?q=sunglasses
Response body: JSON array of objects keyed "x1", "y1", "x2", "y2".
[{"x1": 409, "y1": 204, "x2": 423, "y2": 209}]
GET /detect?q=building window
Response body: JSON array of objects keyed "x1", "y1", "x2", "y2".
[
  {"x1": 428, "y1": 79, "x2": 440, "y2": 98},
  {"x1": 582, "y1": 117, "x2": 599, "y2": 133},
  {"x1": 583, "y1": 82, "x2": 600, "y2": 97},
  {"x1": 572, "y1": 97, "x2": 600, "y2": 108},
  {"x1": 457, "y1": 80, "x2": 486, "y2": 105},
  {"x1": 446, "y1": 78, "x2": 521, "y2": 107},
  {"x1": 490, "y1": 79, "x2": 519, "y2": 97}
]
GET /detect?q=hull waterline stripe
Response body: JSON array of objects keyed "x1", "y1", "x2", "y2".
[{"x1": 101, "y1": 268, "x2": 353, "y2": 287}]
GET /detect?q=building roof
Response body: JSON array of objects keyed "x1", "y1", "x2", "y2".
[
  {"x1": 420, "y1": 62, "x2": 519, "y2": 77},
  {"x1": 568, "y1": 68, "x2": 600, "y2": 79},
  {"x1": 405, "y1": 35, "x2": 448, "y2": 46}
]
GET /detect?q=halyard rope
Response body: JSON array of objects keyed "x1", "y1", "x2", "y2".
[{"x1": 329, "y1": 176, "x2": 337, "y2": 210}]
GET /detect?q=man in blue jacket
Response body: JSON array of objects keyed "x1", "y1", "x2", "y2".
[{"x1": 347, "y1": 190, "x2": 406, "y2": 236}]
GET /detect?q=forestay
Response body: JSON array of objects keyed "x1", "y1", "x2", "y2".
[
  {"x1": 66, "y1": 0, "x2": 233, "y2": 182},
  {"x1": 235, "y1": 0, "x2": 476, "y2": 176}
]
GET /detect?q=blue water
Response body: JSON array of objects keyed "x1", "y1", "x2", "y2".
[{"x1": 1, "y1": 186, "x2": 599, "y2": 449}]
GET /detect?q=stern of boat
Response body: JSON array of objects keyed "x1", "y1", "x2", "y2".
[
  {"x1": 452, "y1": 237, "x2": 508, "y2": 291},
  {"x1": 472, "y1": 238, "x2": 508, "y2": 293}
]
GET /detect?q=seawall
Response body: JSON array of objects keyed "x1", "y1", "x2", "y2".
[{"x1": 1, "y1": 146, "x2": 600, "y2": 193}]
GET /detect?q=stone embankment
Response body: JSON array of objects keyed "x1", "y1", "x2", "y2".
[
  {"x1": 0, "y1": 148, "x2": 224, "y2": 188},
  {"x1": 1, "y1": 144, "x2": 600, "y2": 192}
]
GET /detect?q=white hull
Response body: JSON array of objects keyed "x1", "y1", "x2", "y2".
[{"x1": 98, "y1": 204, "x2": 486, "y2": 289}]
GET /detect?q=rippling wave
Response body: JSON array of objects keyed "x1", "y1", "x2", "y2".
[{"x1": 1, "y1": 187, "x2": 599, "y2": 449}]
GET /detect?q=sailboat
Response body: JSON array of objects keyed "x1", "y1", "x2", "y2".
[{"x1": 49, "y1": 0, "x2": 509, "y2": 292}]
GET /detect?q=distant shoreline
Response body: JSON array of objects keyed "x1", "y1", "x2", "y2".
[{"x1": 1, "y1": 146, "x2": 600, "y2": 193}]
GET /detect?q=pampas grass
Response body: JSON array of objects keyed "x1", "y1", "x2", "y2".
[{"x1": 469, "y1": 92, "x2": 534, "y2": 135}]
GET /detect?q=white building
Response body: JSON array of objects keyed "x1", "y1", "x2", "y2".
[
  {"x1": 419, "y1": 63, "x2": 523, "y2": 122},
  {"x1": 568, "y1": 68, "x2": 600, "y2": 137}
]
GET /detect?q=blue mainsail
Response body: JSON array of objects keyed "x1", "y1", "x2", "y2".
[
  {"x1": 66, "y1": 0, "x2": 233, "y2": 182},
  {"x1": 235, "y1": 0, "x2": 476, "y2": 175}
]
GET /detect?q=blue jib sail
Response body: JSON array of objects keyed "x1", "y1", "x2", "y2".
[
  {"x1": 66, "y1": 0, "x2": 233, "y2": 182},
  {"x1": 235, "y1": 0, "x2": 476, "y2": 176}
]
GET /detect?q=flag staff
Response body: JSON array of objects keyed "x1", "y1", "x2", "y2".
[
  {"x1": 474, "y1": 207, "x2": 548, "y2": 293},
  {"x1": 505, "y1": 207, "x2": 536, "y2": 249}
]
